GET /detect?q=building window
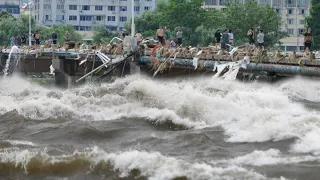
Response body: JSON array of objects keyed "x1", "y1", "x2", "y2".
[
  {"x1": 287, "y1": 9, "x2": 292, "y2": 14},
  {"x1": 275, "y1": 8, "x2": 280, "y2": 13},
  {"x1": 56, "y1": 15, "x2": 64, "y2": 21},
  {"x1": 273, "y1": 0, "x2": 281, "y2": 6},
  {"x1": 96, "y1": 16, "x2": 103, "y2": 21},
  {"x1": 108, "y1": 6, "x2": 115, "y2": 11},
  {"x1": 146, "y1": 0, "x2": 152, "y2": 1},
  {"x1": 134, "y1": 6, "x2": 140, "y2": 11},
  {"x1": 74, "y1": 26, "x2": 79, "y2": 30},
  {"x1": 95, "y1": 6, "x2": 103, "y2": 11},
  {"x1": 299, "y1": 19, "x2": 305, "y2": 24},
  {"x1": 298, "y1": 29, "x2": 304, "y2": 35},
  {"x1": 57, "y1": 5, "x2": 64, "y2": 10},
  {"x1": 80, "y1": 15, "x2": 92, "y2": 21},
  {"x1": 120, "y1": 0, "x2": 127, "y2": 1},
  {"x1": 120, "y1": 6, "x2": 127, "y2": 11},
  {"x1": 287, "y1": 18, "x2": 294, "y2": 24},
  {"x1": 69, "y1": 5, "x2": 77, "y2": 10},
  {"x1": 300, "y1": 9, "x2": 305, "y2": 15},
  {"x1": 69, "y1": 15, "x2": 77, "y2": 21},
  {"x1": 82, "y1": 5, "x2": 90, "y2": 11},
  {"x1": 297, "y1": 0, "x2": 307, "y2": 6},
  {"x1": 119, "y1": 16, "x2": 127, "y2": 22},
  {"x1": 80, "y1": 26, "x2": 92, "y2": 31},
  {"x1": 220, "y1": 0, "x2": 228, "y2": 5},
  {"x1": 45, "y1": 15, "x2": 51, "y2": 20},
  {"x1": 259, "y1": 0, "x2": 269, "y2": 5},
  {"x1": 204, "y1": 0, "x2": 217, "y2": 5},
  {"x1": 286, "y1": 0, "x2": 294, "y2": 7},
  {"x1": 107, "y1": 16, "x2": 116, "y2": 21},
  {"x1": 287, "y1": 29, "x2": 294, "y2": 34},
  {"x1": 6, "y1": 7, "x2": 19, "y2": 14},
  {"x1": 44, "y1": 4, "x2": 51, "y2": 9},
  {"x1": 144, "y1": 6, "x2": 152, "y2": 11}
]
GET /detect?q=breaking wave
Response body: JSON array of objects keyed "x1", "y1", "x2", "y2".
[
  {"x1": 1, "y1": 75, "x2": 320, "y2": 154},
  {"x1": 0, "y1": 146, "x2": 274, "y2": 180},
  {"x1": 212, "y1": 149, "x2": 320, "y2": 166}
]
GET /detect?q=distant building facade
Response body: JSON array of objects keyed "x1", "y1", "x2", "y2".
[
  {"x1": 32, "y1": 0, "x2": 156, "y2": 32},
  {"x1": 0, "y1": 0, "x2": 21, "y2": 18},
  {"x1": 203, "y1": 0, "x2": 310, "y2": 51}
]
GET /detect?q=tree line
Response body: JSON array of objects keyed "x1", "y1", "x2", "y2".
[
  {"x1": 0, "y1": 11, "x2": 81, "y2": 46},
  {"x1": 125, "y1": 0, "x2": 288, "y2": 47},
  {"x1": 306, "y1": 0, "x2": 320, "y2": 50}
]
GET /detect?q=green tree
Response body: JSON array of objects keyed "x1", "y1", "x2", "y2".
[
  {"x1": 222, "y1": 1, "x2": 286, "y2": 46},
  {"x1": 306, "y1": 0, "x2": 320, "y2": 50},
  {"x1": 51, "y1": 25, "x2": 82, "y2": 44},
  {"x1": 0, "y1": 14, "x2": 82, "y2": 46},
  {"x1": 0, "y1": 11, "x2": 15, "y2": 19},
  {"x1": 132, "y1": 0, "x2": 286, "y2": 47},
  {"x1": 92, "y1": 26, "x2": 119, "y2": 43},
  {"x1": 0, "y1": 17, "x2": 23, "y2": 45}
]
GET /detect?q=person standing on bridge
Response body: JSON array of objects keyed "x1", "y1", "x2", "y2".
[
  {"x1": 247, "y1": 28, "x2": 255, "y2": 45},
  {"x1": 304, "y1": 27, "x2": 312, "y2": 54},
  {"x1": 35, "y1": 32, "x2": 41, "y2": 46},
  {"x1": 156, "y1": 25, "x2": 164, "y2": 45},
  {"x1": 257, "y1": 29, "x2": 265, "y2": 50},
  {"x1": 135, "y1": 31, "x2": 143, "y2": 44},
  {"x1": 176, "y1": 28, "x2": 183, "y2": 46},
  {"x1": 21, "y1": 33, "x2": 26, "y2": 46},
  {"x1": 64, "y1": 31, "x2": 71, "y2": 42},
  {"x1": 52, "y1": 31, "x2": 58, "y2": 45},
  {"x1": 221, "y1": 29, "x2": 229, "y2": 51},
  {"x1": 10, "y1": 36, "x2": 14, "y2": 46},
  {"x1": 215, "y1": 30, "x2": 222, "y2": 49}
]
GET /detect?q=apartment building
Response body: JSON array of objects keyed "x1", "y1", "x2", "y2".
[
  {"x1": 0, "y1": 0, "x2": 21, "y2": 18},
  {"x1": 32, "y1": 0, "x2": 156, "y2": 32},
  {"x1": 203, "y1": 0, "x2": 310, "y2": 51}
]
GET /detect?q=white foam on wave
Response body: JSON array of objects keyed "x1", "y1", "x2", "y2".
[
  {"x1": 212, "y1": 149, "x2": 320, "y2": 166},
  {"x1": 0, "y1": 146, "x2": 279, "y2": 180},
  {"x1": 2, "y1": 140, "x2": 36, "y2": 147},
  {"x1": 1, "y1": 75, "x2": 320, "y2": 154},
  {"x1": 277, "y1": 77, "x2": 320, "y2": 102},
  {"x1": 291, "y1": 128, "x2": 320, "y2": 155}
]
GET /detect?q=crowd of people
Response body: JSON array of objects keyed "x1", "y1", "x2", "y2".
[
  {"x1": 8, "y1": 31, "x2": 72, "y2": 47},
  {"x1": 213, "y1": 28, "x2": 265, "y2": 52},
  {"x1": 10, "y1": 25, "x2": 313, "y2": 53},
  {"x1": 130, "y1": 25, "x2": 313, "y2": 54}
]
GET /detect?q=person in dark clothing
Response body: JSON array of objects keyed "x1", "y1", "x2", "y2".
[
  {"x1": 215, "y1": 30, "x2": 222, "y2": 48},
  {"x1": 51, "y1": 31, "x2": 58, "y2": 45},
  {"x1": 221, "y1": 29, "x2": 229, "y2": 51},
  {"x1": 304, "y1": 27, "x2": 312, "y2": 53},
  {"x1": 247, "y1": 28, "x2": 255, "y2": 45},
  {"x1": 35, "y1": 32, "x2": 40, "y2": 45},
  {"x1": 21, "y1": 32, "x2": 26, "y2": 46},
  {"x1": 122, "y1": 30, "x2": 129, "y2": 39}
]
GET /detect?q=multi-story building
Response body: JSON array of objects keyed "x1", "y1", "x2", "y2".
[
  {"x1": 0, "y1": 0, "x2": 21, "y2": 18},
  {"x1": 32, "y1": 0, "x2": 156, "y2": 32},
  {"x1": 203, "y1": 0, "x2": 310, "y2": 51}
]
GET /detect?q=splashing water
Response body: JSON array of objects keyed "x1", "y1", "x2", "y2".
[
  {"x1": 3, "y1": 45, "x2": 20, "y2": 76},
  {"x1": 213, "y1": 57, "x2": 250, "y2": 80}
]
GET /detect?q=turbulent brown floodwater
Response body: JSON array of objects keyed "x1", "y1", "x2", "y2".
[{"x1": 1, "y1": 75, "x2": 320, "y2": 180}]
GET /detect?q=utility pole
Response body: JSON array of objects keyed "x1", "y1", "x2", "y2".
[
  {"x1": 131, "y1": 0, "x2": 135, "y2": 37},
  {"x1": 28, "y1": 1, "x2": 33, "y2": 46},
  {"x1": 296, "y1": 0, "x2": 299, "y2": 51}
]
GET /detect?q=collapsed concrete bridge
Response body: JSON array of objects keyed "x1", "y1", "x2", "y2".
[{"x1": 0, "y1": 40, "x2": 319, "y2": 88}]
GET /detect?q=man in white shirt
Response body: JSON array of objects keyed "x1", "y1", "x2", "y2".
[
  {"x1": 228, "y1": 30, "x2": 234, "y2": 51},
  {"x1": 135, "y1": 31, "x2": 143, "y2": 44},
  {"x1": 257, "y1": 29, "x2": 264, "y2": 49}
]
